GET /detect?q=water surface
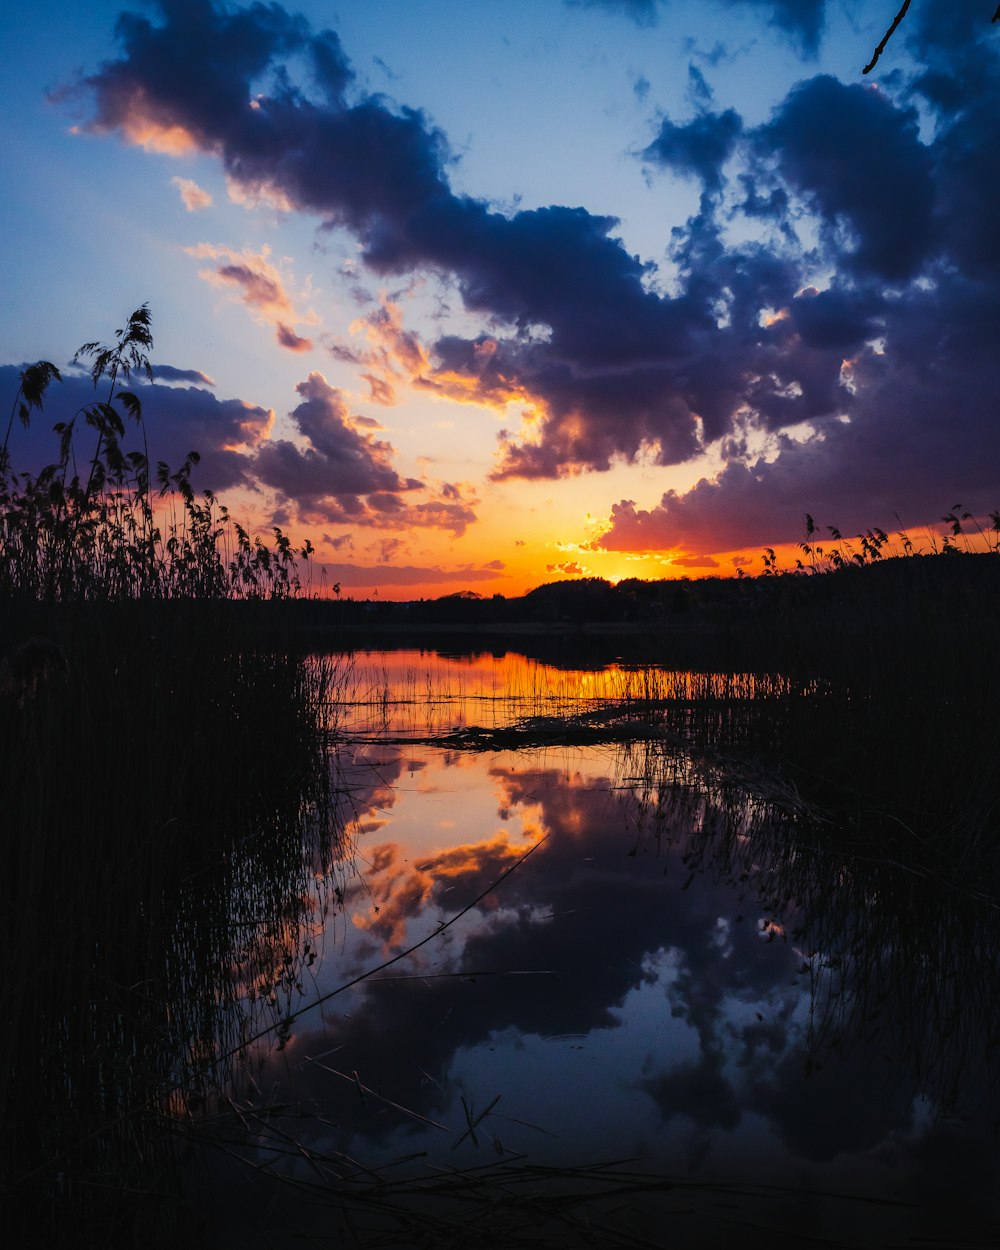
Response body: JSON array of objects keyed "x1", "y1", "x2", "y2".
[{"x1": 201, "y1": 650, "x2": 1000, "y2": 1248}]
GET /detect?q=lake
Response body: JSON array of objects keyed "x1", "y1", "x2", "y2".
[{"x1": 188, "y1": 648, "x2": 1000, "y2": 1249}]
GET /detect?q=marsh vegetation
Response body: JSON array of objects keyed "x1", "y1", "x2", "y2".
[
  {"x1": 0, "y1": 311, "x2": 339, "y2": 1242},
  {"x1": 2, "y1": 310, "x2": 999, "y2": 1246}
]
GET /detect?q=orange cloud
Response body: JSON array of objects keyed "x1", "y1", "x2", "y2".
[
  {"x1": 253, "y1": 371, "x2": 477, "y2": 535},
  {"x1": 362, "y1": 373, "x2": 396, "y2": 405},
  {"x1": 324, "y1": 298, "x2": 431, "y2": 404},
  {"x1": 75, "y1": 82, "x2": 199, "y2": 154},
  {"x1": 351, "y1": 831, "x2": 542, "y2": 951},
  {"x1": 225, "y1": 174, "x2": 296, "y2": 214},
  {"x1": 171, "y1": 176, "x2": 213, "y2": 211},
  {"x1": 277, "y1": 323, "x2": 314, "y2": 353},
  {"x1": 329, "y1": 298, "x2": 530, "y2": 417},
  {"x1": 186, "y1": 242, "x2": 317, "y2": 352}
]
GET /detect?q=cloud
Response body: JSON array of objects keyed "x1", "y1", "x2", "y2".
[
  {"x1": 72, "y1": 1, "x2": 1000, "y2": 545},
  {"x1": 185, "y1": 242, "x2": 316, "y2": 352},
  {"x1": 599, "y1": 14, "x2": 1000, "y2": 549},
  {"x1": 252, "y1": 371, "x2": 476, "y2": 533},
  {"x1": 151, "y1": 363, "x2": 215, "y2": 386},
  {"x1": 376, "y1": 536, "x2": 403, "y2": 563},
  {"x1": 71, "y1": 2, "x2": 722, "y2": 478},
  {"x1": 319, "y1": 562, "x2": 504, "y2": 587},
  {"x1": 0, "y1": 361, "x2": 475, "y2": 537},
  {"x1": 326, "y1": 297, "x2": 431, "y2": 406},
  {"x1": 265, "y1": 754, "x2": 815, "y2": 1151},
  {"x1": 0, "y1": 366, "x2": 268, "y2": 491},
  {"x1": 672, "y1": 554, "x2": 720, "y2": 568},
  {"x1": 224, "y1": 174, "x2": 295, "y2": 213},
  {"x1": 355, "y1": 831, "x2": 536, "y2": 950},
  {"x1": 722, "y1": 0, "x2": 826, "y2": 55},
  {"x1": 758, "y1": 76, "x2": 935, "y2": 283},
  {"x1": 240, "y1": 734, "x2": 999, "y2": 1198},
  {"x1": 170, "y1": 175, "x2": 212, "y2": 211},
  {"x1": 362, "y1": 373, "x2": 395, "y2": 404},
  {"x1": 276, "y1": 323, "x2": 313, "y2": 352},
  {"x1": 642, "y1": 107, "x2": 743, "y2": 195},
  {"x1": 563, "y1": 0, "x2": 662, "y2": 25},
  {"x1": 254, "y1": 370, "x2": 417, "y2": 512},
  {"x1": 600, "y1": 253, "x2": 1000, "y2": 553},
  {"x1": 642, "y1": 1046, "x2": 742, "y2": 1131},
  {"x1": 564, "y1": 0, "x2": 826, "y2": 51}
]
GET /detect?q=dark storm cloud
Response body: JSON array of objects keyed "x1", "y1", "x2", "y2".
[
  {"x1": 788, "y1": 284, "x2": 884, "y2": 351},
  {"x1": 71, "y1": 0, "x2": 751, "y2": 479},
  {"x1": 0, "y1": 365, "x2": 266, "y2": 490},
  {"x1": 605, "y1": 42, "x2": 1000, "y2": 557},
  {"x1": 74, "y1": 0, "x2": 1000, "y2": 546},
  {"x1": 905, "y1": 5, "x2": 1000, "y2": 283},
  {"x1": 600, "y1": 276, "x2": 1000, "y2": 554},
  {"x1": 642, "y1": 107, "x2": 743, "y2": 195},
  {"x1": 0, "y1": 359, "x2": 473, "y2": 535},
  {"x1": 254, "y1": 372, "x2": 415, "y2": 498},
  {"x1": 758, "y1": 75, "x2": 935, "y2": 283},
  {"x1": 904, "y1": 0, "x2": 999, "y2": 60},
  {"x1": 599, "y1": 9, "x2": 1000, "y2": 552},
  {"x1": 247, "y1": 372, "x2": 478, "y2": 533}
]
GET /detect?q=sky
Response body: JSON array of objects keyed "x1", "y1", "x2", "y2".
[{"x1": 2, "y1": 0, "x2": 999, "y2": 599}]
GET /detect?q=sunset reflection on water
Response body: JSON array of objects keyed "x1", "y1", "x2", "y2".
[
  {"x1": 327, "y1": 647, "x2": 803, "y2": 739},
  {"x1": 214, "y1": 716, "x2": 998, "y2": 1246}
]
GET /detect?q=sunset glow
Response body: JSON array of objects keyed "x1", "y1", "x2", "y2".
[{"x1": 4, "y1": 1, "x2": 999, "y2": 600}]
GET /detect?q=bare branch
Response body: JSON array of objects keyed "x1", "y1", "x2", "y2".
[{"x1": 863, "y1": 0, "x2": 912, "y2": 75}]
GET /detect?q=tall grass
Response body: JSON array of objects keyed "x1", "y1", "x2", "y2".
[
  {"x1": 5, "y1": 305, "x2": 996, "y2": 1240},
  {"x1": 162, "y1": 738, "x2": 1000, "y2": 1246},
  {"x1": 0, "y1": 310, "x2": 340, "y2": 1244},
  {"x1": 616, "y1": 737, "x2": 1000, "y2": 1112},
  {"x1": 329, "y1": 649, "x2": 813, "y2": 741},
  {"x1": 713, "y1": 550, "x2": 1000, "y2": 863},
  {"x1": 1, "y1": 306, "x2": 311, "y2": 603}
]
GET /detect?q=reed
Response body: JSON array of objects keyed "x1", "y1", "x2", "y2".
[
  {"x1": 614, "y1": 737, "x2": 1000, "y2": 1114},
  {"x1": 0, "y1": 310, "x2": 342, "y2": 1244},
  {"x1": 161, "y1": 735, "x2": 1000, "y2": 1246},
  {"x1": 6, "y1": 306, "x2": 995, "y2": 1241},
  {"x1": 1, "y1": 308, "x2": 311, "y2": 604},
  {"x1": 716, "y1": 550, "x2": 1000, "y2": 860},
  {"x1": 0, "y1": 605, "x2": 344, "y2": 1241}
]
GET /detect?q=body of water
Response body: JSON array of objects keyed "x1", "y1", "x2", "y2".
[{"x1": 190, "y1": 649, "x2": 1000, "y2": 1249}]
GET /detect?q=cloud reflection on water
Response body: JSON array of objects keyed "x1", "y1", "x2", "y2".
[
  {"x1": 214, "y1": 725, "x2": 1000, "y2": 1245},
  {"x1": 268, "y1": 749, "x2": 894, "y2": 1156}
]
